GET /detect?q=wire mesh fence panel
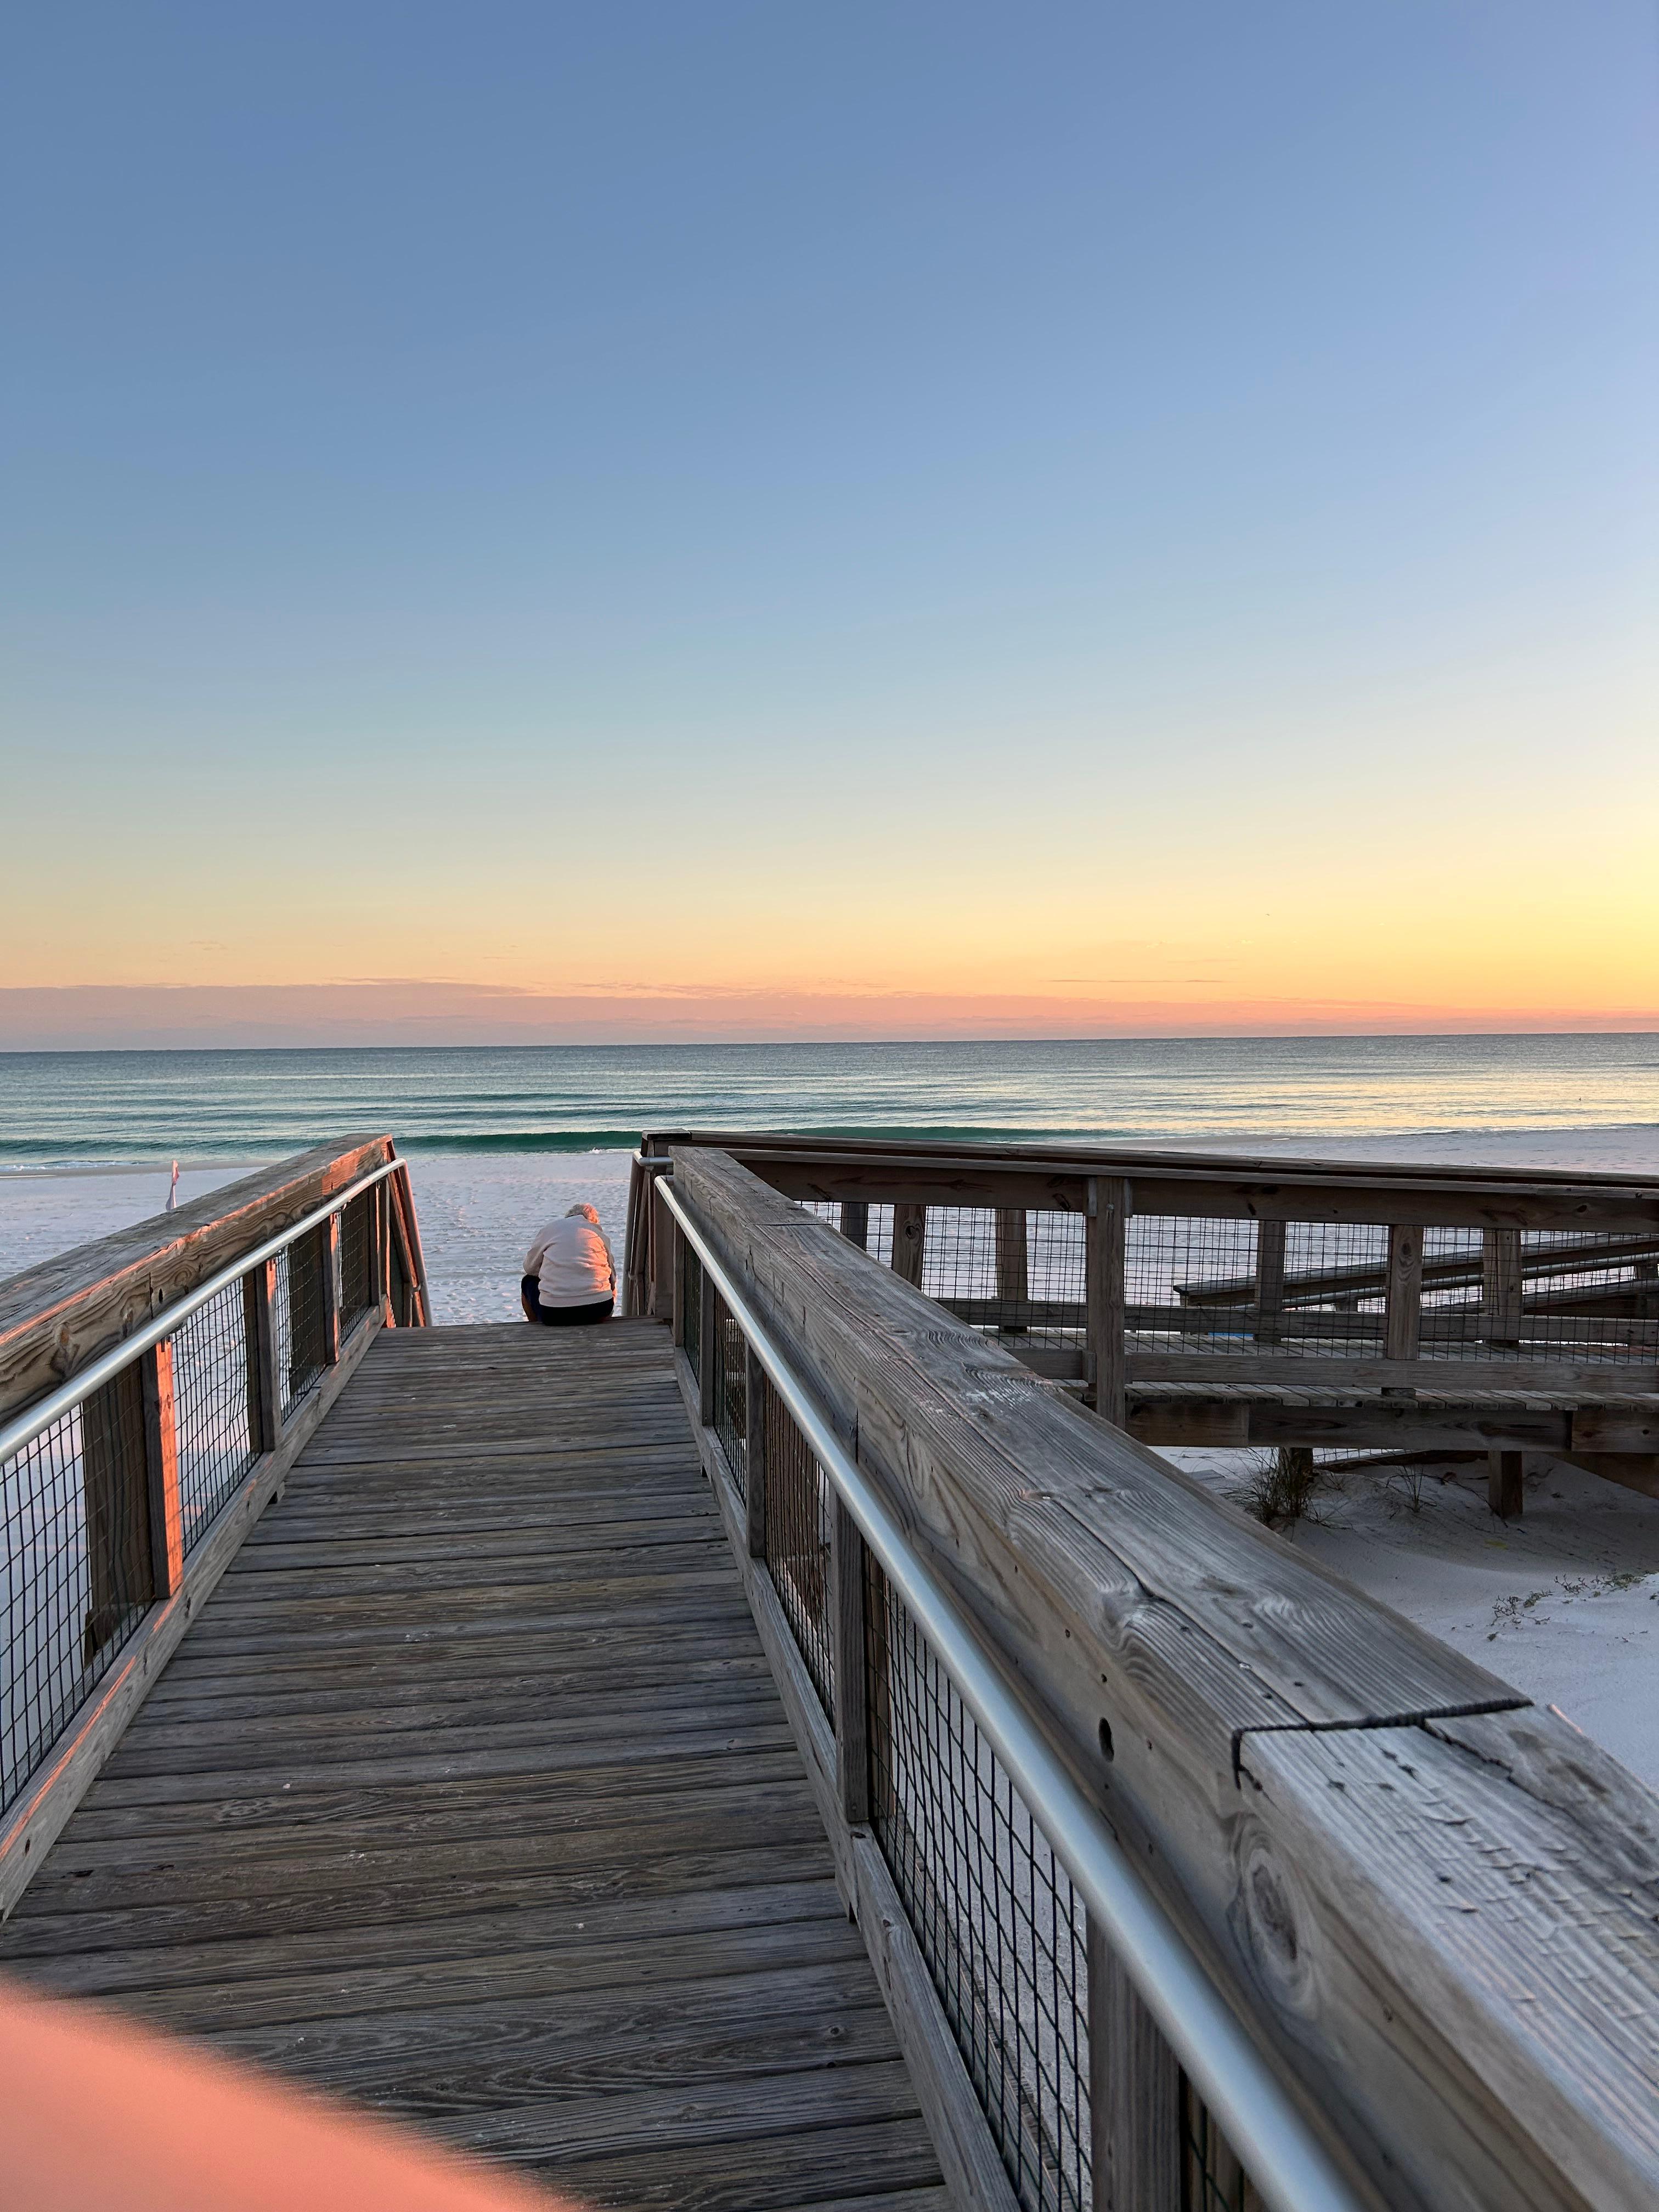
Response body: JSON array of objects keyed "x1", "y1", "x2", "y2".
[
  {"x1": 866, "y1": 1553, "x2": 1090, "y2": 2212},
  {"x1": 918, "y1": 1208, "x2": 1089, "y2": 1356},
  {"x1": 281, "y1": 1231, "x2": 328, "y2": 1413},
  {"x1": 1415, "y1": 1227, "x2": 1659, "y2": 1367},
  {"x1": 2, "y1": 1383, "x2": 151, "y2": 1819},
  {"x1": 1183, "y1": 2080, "x2": 1263, "y2": 2212},
  {"x1": 710, "y1": 1288, "x2": 747, "y2": 1498},
  {"x1": 169, "y1": 1283, "x2": 257, "y2": 1551},
  {"x1": 340, "y1": 1190, "x2": 377, "y2": 1334},
  {"x1": 761, "y1": 1378, "x2": 834, "y2": 1721},
  {"x1": 682, "y1": 1242, "x2": 703, "y2": 1381}
]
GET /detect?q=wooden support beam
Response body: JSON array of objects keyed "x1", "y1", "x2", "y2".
[
  {"x1": 371, "y1": 1180, "x2": 390, "y2": 1325},
  {"x1": 890, "y1": 1203, "x2": 927, "y2": 1288},
  {"x1": 650, "y1": 1176, "x2": 678, "y2": 1322},
  {"x1": 995, "y1": 1207, "x2": 1029, "y2": 1333},
  {"x1": 832, "y1": 1496, "x2": 871, "y2": 1828},
  {"x1": 665, "y1": 1193, "x2": 683, "y2": 1348},
  {"x1": 1089, "y1": 1914, "x2": 1181, "y2": 2212},
  {"x1": 744, "y1": 1341, "x2": 768, "y2": 1560},
  {"x1": 1086, "y1": 1177, "x2": 1129, "y2": 1427},
  {"x1": 840, "y1": 1199, "x2": 870, "y2": 1251},
  {"x1": 1483, "y1": 1228, "x2": 1523, "y2": 1350},
  {"x1": 1488, "y1": 1449, "x2": 1525, "y2": 1519},
  {"x1": 80, "y1": 1365, "x2": 151, "y2": 1658},
  {"x1": 241, "y1": 1260, "x2": 280, "y2": 1455},
  {"x1": 1383, "y1": 1223, "x2": 1423, "y2": 1395},
  {"x1": 1255, "y1": 1217, "x2": 1287, "y2": 1347},
  {"x1": 320, "y1": 1212, "x2": 342, "y2": 1365},
  {"x1": 140, "y1": 1340, "x2": 184, "y2": 1599},
  {"x1": 698, "y1": 1265, "x2": 718, "y2": 1427}
]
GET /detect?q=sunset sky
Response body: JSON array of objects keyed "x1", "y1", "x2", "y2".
[{"x1": 4, "y1": 4, "x2": 1655, "y2": 1045}]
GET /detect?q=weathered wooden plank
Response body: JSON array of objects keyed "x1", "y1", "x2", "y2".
[
  {"x1": 891, "y1": 1204, "x2": 927, "y2": 1289},
  {"x1": 1128, "y1": 1397, "x2": 1575, "y2": 1453},
  {"x1": 407, "y1": 2058, "x2": 922, "y2": 2164},
  {"x1": 200, "y1": 1963, "x2": 895, "y2": 2107},
  {"x1": 97, "y1": 1689, "x2": 788, "y2": 1782},
  {"x1": 16, "y1": 1784, "x2": 827, "y2": 1916},
  {"x1": 16, "y1": 1912, "x2": 873, "y2": 2034},
  {"x1": 505, "y1": 2116, "x2": 943, "y2": 2212},
  {"x1": 1090, "y1": 1913, "x2": 1180, "y2": 2212},
  {"x1": 142, "y1": 1638, "x2": 770, "y2": 1710},
  {"x1": 700, "y1": 1137, "x2": 1659, "y2": 1232},
  {"x1": 50, "y1": 1753, "x2": 818, "y2": 1857},
  {"x1": 1086, "y1": 1175, "x2": 1128, "y2": 1425},
  {"x1": 1125, "y1": 1350, "x2": 1659, "y2": 1391},
  {"x1": 2, "y1": 1839, "x2": 840, "y2": 1960},
  {"x1": 77, "y1": 1717, "x2": 798, "y2": 1810},
  {"x1": 1235, "y1": 1716, "x2": 1659, "y2": 2211}
]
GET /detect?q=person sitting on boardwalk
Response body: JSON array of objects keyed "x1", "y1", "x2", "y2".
[{"x1": 521, "y1": 1203, "x2": 616, "y2": 1326}]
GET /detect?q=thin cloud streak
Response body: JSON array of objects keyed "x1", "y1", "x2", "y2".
[{"x1": 3, "y1": 983, "x2": 1655, "y2": 1053}]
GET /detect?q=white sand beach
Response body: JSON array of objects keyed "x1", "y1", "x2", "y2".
[{"x1": 4, "y1": 1124, "x2": 1656, "y2": 1781}]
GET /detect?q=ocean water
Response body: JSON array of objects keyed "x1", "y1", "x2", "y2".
[{"x1": 2, "y1": 1034, "x2": 1656, "y2": 1165}]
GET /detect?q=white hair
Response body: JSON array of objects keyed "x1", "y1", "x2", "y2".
[{"x1": 566, "y1": 1203, "x2": 601, "y2": 1224}]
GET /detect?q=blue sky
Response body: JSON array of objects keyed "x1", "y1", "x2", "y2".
[{"x1": 3, "y1": 3, "x2": 1655, "y2": 1037}]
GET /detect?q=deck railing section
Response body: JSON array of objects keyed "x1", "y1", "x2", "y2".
[
  {"x1": 0, "y1": 1139, "x2": 430, "y2": 1908},
  {"x1": 628, "y1": 1135, "x2": 1659, "y2": 1494},
  {"x1": 651, "y1": 1144, "x2": 1659, "y2": 2212}
]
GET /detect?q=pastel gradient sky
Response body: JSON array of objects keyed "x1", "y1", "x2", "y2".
[{"x1": 3, "y1": 3, "x2": 1655, "y2": 1045}]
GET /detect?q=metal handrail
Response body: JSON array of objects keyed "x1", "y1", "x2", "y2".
[
  {"x1": 0, "y1": 1156, "x2": 412, "y2": 1468},
  {"x1": 656, "y1": 1172, "x2": 1365, "y2": 2212}
]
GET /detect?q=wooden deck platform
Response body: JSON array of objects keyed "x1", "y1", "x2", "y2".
[{"x1": 0, "y1": 1320, "x2": 947, "y2": 2212}]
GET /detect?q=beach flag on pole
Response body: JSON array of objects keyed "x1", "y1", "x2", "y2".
[{"x1": 166, "y1": 1161, "x2": 179, "y2": 1212}]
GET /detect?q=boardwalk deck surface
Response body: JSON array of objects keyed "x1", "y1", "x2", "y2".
[{"x1": 0, "y1": 1321, "x2": 946, "y2": 2212}]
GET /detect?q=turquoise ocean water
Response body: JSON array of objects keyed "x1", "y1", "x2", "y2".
[{"x1": 0, "y1": 1035, "x2": 1654, "y2": 1165}]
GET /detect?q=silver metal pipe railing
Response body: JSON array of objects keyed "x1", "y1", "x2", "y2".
[
  {"x1": 0, "y1": 1155, "x2": 412, "y2": 1468},
  {"x1": 656, "y1": 1171, "x2": 1365, "y2": 2212}
]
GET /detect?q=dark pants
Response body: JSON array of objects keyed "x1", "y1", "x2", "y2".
[{"x1": 522, "y1": 1277, "x2": 613, "y2": 1327}]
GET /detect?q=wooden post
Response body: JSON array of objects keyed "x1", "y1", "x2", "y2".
[
  {"x1": 1254, "y1": 1217, "x2": 1287, "y2": 1347},
  {"x1": 651, "y1": 1177, "x2": 678, "y2": 1322},
  {"x1": 891, "y1": 1203, "x2": 927, "y2": 1289},
  {"x1": 1482, "y1": 1228, "x2": 1523, "y2": 1350},
  {"x1": 1086, "y1": 1178, "x2": 1129, "y2": 1427},
  {"x1": 1384, "y1": 1224, "x2": 1423, "y2": 1393},
  {"x1": 81, "y1": 1365, "x2": 151, "y2": 1658},
  {"x1": 371, "y1": 1181, "x2": 389, "y2": 1325},
  {"x1": 698, "y1": 1268, "x2": 718, "y2": 1427},
  {"x1": 995, "y1": 1208, "x2": 1029, "y2": 1333},
  {"x1": 320, "y1": 1212, "x2": 342, "y2": 1365},
  {"x1": 1088, "y1": 1914, "x2": 1181, "y2": 2212},
  {"x1": 744, "y1": 1342, "x2": 768, "y2": 1559},
  {"x1": 1488, "y1": 1449, "x2": 1525, "y2": 1519},
  {"x1": 140, "y1": 1341, "x2": 184, "y2": 1599},
  {"x1": 242, "y1": 1260, "x2": 280, "y2": 1454},
  {"x1": 840, "y1": 1200, "x2": 870, "y2": 1252},
  {"x1": 665, "y1": 1199, "x2": 683, "y2": 1347},
  {"x1": 831, "y1": 1496, "x2": 871, "y2": 1827}
]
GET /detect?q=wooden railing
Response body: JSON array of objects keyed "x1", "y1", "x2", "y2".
[
  {"x1": 627, "y1": 1133, "x2": 1659, "y2": 1496},
  {"x1": 0, "y1": 1137, "x2": 430, "y2": 1913},
  {"x1": 650, "y1": 1144, "x2": 1659, "y2": 2212}
]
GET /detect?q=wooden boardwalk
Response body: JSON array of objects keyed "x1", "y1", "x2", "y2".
[{"x1": 0, "y1": 1321, "x2": 946, "y2": 2212}]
